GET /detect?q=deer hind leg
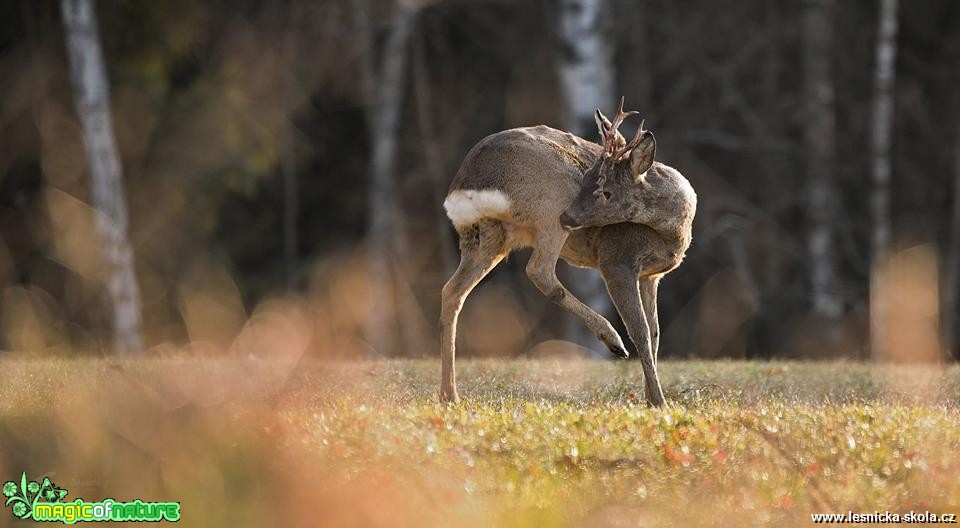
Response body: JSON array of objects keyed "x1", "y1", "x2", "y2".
[
  {"x1": 440, "y1": 220, "x2": 507, "y2": 403},
  {"x1": 602, "y1": 265, "x2": 665, "y2": 407},
  {"x1": 525, "y1": 228, "x2": 627, "y2": 358},
  {"x1": 638, "y1": 276, "x2": 661, "y2": 403}
]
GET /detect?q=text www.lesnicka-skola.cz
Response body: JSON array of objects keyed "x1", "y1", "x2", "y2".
[{"x1": 811, "y1": 511, "x2": 957, "y2": 524}]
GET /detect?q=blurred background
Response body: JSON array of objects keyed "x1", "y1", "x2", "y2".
[{"x1": 1, "y1": 0, "x2": 959, "y2": 362}]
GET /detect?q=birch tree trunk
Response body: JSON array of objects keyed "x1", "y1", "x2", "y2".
[
  {"x1": 282, "y1": 134, "x2": 298, "y2": 293},
  {"x1": 945, "y1": 113, "x2": 960, "y2": 360},
  {"x1": 414, "y1": 32, "x2": 457, "y2": 277},
  {"x1": 355, "y1": 0, "x2": 415, "y2": 356},
  {"x1": 869, "y1": 0, "x2": 899, "y2": 361},
  {"x1": 61, "y1": 0, "x2": 143, "y2": 355},
  {"x1": 802, "y1": 0, "x2": 843, "y2": 319},
  {"x1": 557, "y1": 0, "x2": 615, "y2": 352},
  {"x1": 616, "y1": 0, "x2": 651, "y2": 119},
  {"x1": 282, "y1": 4, "x2": 303, "y2": 294}
]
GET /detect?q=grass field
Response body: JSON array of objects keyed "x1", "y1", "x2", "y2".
[{"x1": 1, "y1": 358, "x2": 959, "y2": 527}]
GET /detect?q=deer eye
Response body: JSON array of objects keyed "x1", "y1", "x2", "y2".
[{"x1": 596, "y1": 190, "x2": 612, "y2": 203}]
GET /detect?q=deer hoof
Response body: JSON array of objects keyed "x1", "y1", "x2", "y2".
[
  {"x1": 645, "y1": 390, "x2": 666, "y2": 408},
  {"x1": 605, "y1": 341, "x2": 629, "y2": 359},
  {"x1": 439, "y1": 387, "x2": 460, "y2": 404}
]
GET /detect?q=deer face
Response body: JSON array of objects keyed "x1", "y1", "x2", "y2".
[{"x1": 560, "y1": 126, "x2": 656, "y2": 231}]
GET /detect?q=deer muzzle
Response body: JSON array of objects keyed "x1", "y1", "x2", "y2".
[{"x1": 559, "y1": 212, "x2": 582, "y2": 231}]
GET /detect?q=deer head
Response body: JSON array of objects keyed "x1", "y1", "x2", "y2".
[{"x1": 560, "y1": 97, "x2": 657, "y2": 230}]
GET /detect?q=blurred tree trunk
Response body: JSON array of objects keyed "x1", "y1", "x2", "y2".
[
  {"x1": 616, "y1": 0, "x2": 651, "y2": 119},
  {"x1": 869, "y1": 0, "x2": 899, "y2": 361},
  {"x1": 414, "y1": 31, "x2": 457, "y2": 277},
  {"x1": 282, "y1": 134, "x2": 298, "y2": 293},
  {"x1": 355, "y1": 0, "x2": 415, "y2": 356},
  {"x1": 281, "y1": 2, "x2": 305, "y2": 294},
  {"x1": 946, "y1": 112, "x2": 960, "y2": 360},
  {"x1": 802, "y1": 0, "x2": 843, "y2": 319},
  {"x1": 61, "y1": 0, "x2": 143, "y2": 355},
  {"x1": 763, "y1": 1, "x2": 781, "y2": 113},
  {"x1": 557, "y1": 0, "x2": 615, "y2": 352}
]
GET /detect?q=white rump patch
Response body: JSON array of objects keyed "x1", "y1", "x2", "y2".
[{"x1": 443, "y1": 189, "x2": 512, "y2": 228}]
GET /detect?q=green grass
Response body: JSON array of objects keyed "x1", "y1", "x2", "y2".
[{"x1": 1, "y1": 358, "x2": 959, "y2": 527}]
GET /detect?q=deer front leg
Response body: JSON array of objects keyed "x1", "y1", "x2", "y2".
[
  {"x1": 526, "y1": 229, "x2": 628, "y2": 358},
  {"x1": 601, "y1": 266, "x2": 666, "y2": 407},
  {"x1": 639, "y1": 276, "x2": 661, "y2": 403}
]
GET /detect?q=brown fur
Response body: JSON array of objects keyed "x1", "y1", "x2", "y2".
[{"x1": 440, "y1": 124, "x2": 696, "y2": 407}]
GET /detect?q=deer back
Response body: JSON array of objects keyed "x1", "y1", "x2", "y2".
[{"x1": 446, "y1": 126, "x2": 602, "y2": 230}]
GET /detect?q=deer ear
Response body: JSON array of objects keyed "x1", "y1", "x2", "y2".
[{"x1": 629, "y1": 131, "x2": 656, "y2": 180}]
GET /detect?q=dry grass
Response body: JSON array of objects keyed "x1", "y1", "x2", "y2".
[{"x1": 1, "y1": 358, "x2": 959, "y2": 527}]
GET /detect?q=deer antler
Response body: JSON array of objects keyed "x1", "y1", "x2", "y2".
[
  {"x1": 594, "y1": 99, "x2": 650, "y2": 200},
  {"x1": 614, "y1": 118, "x2": 647, "y2": 160},
  {"x1": 601, "y1": 96, "x2": 638, "y2": 156}
]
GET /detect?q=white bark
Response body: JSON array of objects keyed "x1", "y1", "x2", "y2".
[
  {"x1": 61, "y1": 0, "x2": 143, "y2": 354},
  {"x1": 557, "y1": 0, "x2": 615, "y2": 351},
  {"x1": 803, "y1": 0, "x2": 843, "y2": 319},
  {"x1": 558, "y1": 0, "x2": 615, "y2": 135},
  {"x1": 357, "y1": 0, "x2": 415, "y2": 356},
  {"x1": 869, "y1": 0, "x2": 899, "y2": 360}
]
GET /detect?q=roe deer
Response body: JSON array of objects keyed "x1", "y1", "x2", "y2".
[{"x1": 440, "y1": 99, "x2": 696, "y2": 406}]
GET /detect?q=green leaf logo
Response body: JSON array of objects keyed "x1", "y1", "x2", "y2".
[
  {"x1": 1, "y1": 482, "x2": 16, "y2": 498},
  {"x1": 3, "y1": 473, "x2": 69, "y2": 520}
]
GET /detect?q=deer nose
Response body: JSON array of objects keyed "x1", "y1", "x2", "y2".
[{"x1": 560, "y1": 212, "x2": 581, "y2": 230}]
